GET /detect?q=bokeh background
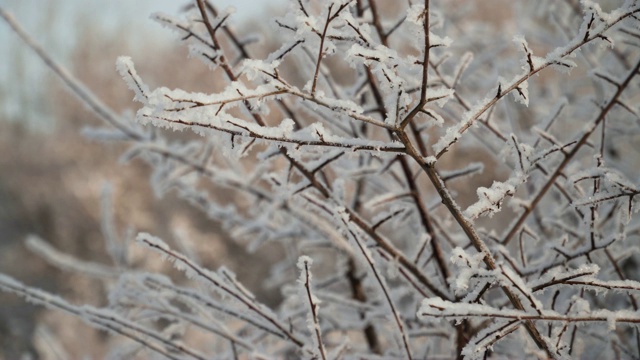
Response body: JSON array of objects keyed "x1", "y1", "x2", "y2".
[{"x1": 0, "y1": 1, "x2": 286, "y2": 358}]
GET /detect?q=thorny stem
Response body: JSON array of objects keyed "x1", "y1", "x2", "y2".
[
  {"x1": 429, "y1": 59, "x2": 583, "y2": 222},
  {"x1": 362, "y1": 0, "x2": 450, "y2": 291}
]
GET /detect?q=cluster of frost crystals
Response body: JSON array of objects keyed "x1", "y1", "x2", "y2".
[
  {"x1": 463, "y1": 181, "x2": 516, "y2": 219},
  {"x1": 3, "y1": 0, "x2": 640, "y2": 359},
  {"x1": 449, "y1": 247, "x2": 487, "y2": 294}
]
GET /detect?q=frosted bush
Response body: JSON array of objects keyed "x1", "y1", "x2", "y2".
[{"x1": 1, "y1": 0, "x2": 640, "y2": 358}]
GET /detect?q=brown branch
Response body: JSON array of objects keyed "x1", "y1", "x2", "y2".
[
  {"x1": 396, "y1": 130, "x2": 557, "y2": 357},
  {"x1": 502, "y1": 59, "x2": 640, "y2": 245},
  {"x1": 399, "y1": 1, "x2": 431, "y2": 130},
  {"x1": 311, "y1": 4, "x2": 334, "y2": 96},
  {"x1": 433, "y1": 6, "x2": 640, "y2": 159},
  {"x1": 299, "y1": 257, "x2": 327, "y2": 360}
]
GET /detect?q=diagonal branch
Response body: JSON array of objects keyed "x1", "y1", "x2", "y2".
[
  {"x1": 399, "y1": 0, "x2": 431, "y2": 130},
  {"x1": 396, "y1": 130, "x2": 557, "y2": 358},
  {"x1": 433, "y1": 5, "x2": 640, "y2": 159},
  {"x1": 0, "y1": 7, "x2": 144, "y2": 141},
  {"x1": 502, "y1": 58, "x2": 640, "y2": 245}
]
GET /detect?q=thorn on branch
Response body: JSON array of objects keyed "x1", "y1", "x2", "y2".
[
  {"x1": 584, "y1": 13, "x2": 595, "y2": 41},
  {"x1": 275, "y1": 19, "x2": 296, "y2": 32},
  {"x1": 511, "y1": 134, "x2": 526, "y2": 173},
  {"x1": 523, "y1": 43, "x2": 534, "y2": 72},
  {"x1": 595, "y1": 34, "x2": 612, "y2": 45},
  {"x1": 297, "y1": 0, "x2": 309, "y2": 17}
]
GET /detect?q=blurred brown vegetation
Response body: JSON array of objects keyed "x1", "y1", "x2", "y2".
[{"x1": 0, "y1": 10, "x2": 283, "y2": 359}]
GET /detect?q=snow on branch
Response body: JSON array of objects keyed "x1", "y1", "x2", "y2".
[
  {"x1": 297, "y1": 256, "x2": 327, "y2": 360},
  {"x1": 2, "y1": 0, "x2": 640, "y2": 358},
  {"x1": 136, "y1": 232, "x2": 306, "y2": 348},
  {"x1": 419, "y1": 297, "x2": 640, "y2": 326},
  {"x1": 0, "y1": 274, "x2": 208, "y2": 360}
]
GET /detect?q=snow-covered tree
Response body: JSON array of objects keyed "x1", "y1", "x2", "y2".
[{"x1": 2, "y1": 0, "x2": 640, "y2": 358}]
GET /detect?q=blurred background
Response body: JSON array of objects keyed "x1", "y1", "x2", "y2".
[{"x1": 0, "y1": 0, "x2": 285, "y2": 358}]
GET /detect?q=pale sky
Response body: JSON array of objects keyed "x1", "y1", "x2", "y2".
[{"x1": 0, "y1": 0, "x2": 286, "y2": 129}]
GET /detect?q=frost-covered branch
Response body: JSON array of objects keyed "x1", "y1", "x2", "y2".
[
  {"x1": 0, "y1": 275, "x2": 208, "y2": 360},
  {"x1": 432, "y1": 2, "x2": 640, "y2": 158},
  {"x1": 297, "y1": 256, "x2": 327, "y2": 360},
  {"x1": 136, "y1": 233, "x2": 306, "y2": 349},
  {"x1": 2, "y1": 0, "x2": 640, "y2": 358},
  {"x1": 502, "y1": 58, "x2": 640, "y2": 245}
]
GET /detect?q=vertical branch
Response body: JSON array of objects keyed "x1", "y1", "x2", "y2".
[
  {"x1": 368, "y1": 0, "x2": 387, "y2": 44},
  {"x1": 298, "y1": 256, "x2": 327, "y2": 360},
  {"x1": 311, "y1": 1, "x2": 353, "y2": 96},
  {"x1": 399, "y1": 0, "x2": 430, "y2": 129},
  {"x1": 311, "y1": 4, "x2": 334, "y2": 96},
  {"x1": 195, "y1": 0, "x2": 267, "y2": 127},
  {"x1": 195, "y1": 0, "x2": 234, "y2": 81},
  {"x1": 346, "y1": 257, "x2": 382, "y2": 354},
  {"x1": 359, "y1": 0, "x2": 450, "y2": 290},
  {"x1": 396, "y1": 131, "x2": 557, "y2": 358},
  {"x1": 418, "y1": 0, "x2": 431, "y2": 111}
]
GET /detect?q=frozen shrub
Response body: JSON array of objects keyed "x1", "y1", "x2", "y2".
[{"x1": 1, "y1": 0, "x2": 640, "y2": 358}]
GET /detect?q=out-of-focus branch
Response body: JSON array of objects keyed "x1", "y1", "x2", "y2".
[{"x1": 0, "y1": 7, "x2": 145, "y2": 141}]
